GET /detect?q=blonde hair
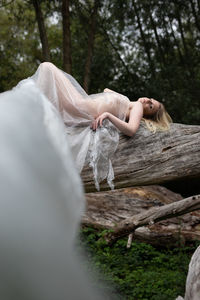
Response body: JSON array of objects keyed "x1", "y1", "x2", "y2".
[{"x1": 142, "y1": 103, "x2": 172, "y2": 133}]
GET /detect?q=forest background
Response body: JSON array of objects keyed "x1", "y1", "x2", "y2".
[
  {"x1": 1, "y1": 1, "x2": 200, "y2": 299},
  {"x1": 0, "y1": 0, "x2": 200, "y2": 126}
]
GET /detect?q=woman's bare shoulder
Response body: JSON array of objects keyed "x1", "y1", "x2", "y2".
[
  {"x1": 126, "y1": 101, "x2": 143, "y2": 124},
  {"x1": 130, "y1": 101, "x2": 143, "y2": 112}
]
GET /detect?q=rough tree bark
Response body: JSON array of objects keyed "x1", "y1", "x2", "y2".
[
  {"x1": 32, "y1": 0, "x2": 50, "y2": 62},
  {"x1": 83, "y1": 186, "x2": 200, "y2": 247},
  {"x1": 103, "y1": 194, "x2": 200, "y2": 245},
  {"x1": 83, "y1": 185, "x2": 183, "y2": 228},
  {"x1": 81, "y1": 123, "x2": 200, "y2": 192}
]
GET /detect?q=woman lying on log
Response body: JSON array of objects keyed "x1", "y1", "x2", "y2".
[
  {"x1": 6, "y1": 62, "x2": 172, "y2": 189},
  {"x1": 92, "y1": 90, "x2": 172, "y2": 135}
]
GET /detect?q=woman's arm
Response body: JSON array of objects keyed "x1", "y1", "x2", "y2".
[{"x1": 91, "y1": 102, "x2": 143, "y2": 137}]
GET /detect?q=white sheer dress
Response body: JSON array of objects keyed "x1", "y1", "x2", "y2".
[{"x1": 14, "y1": 62, "x2": 131, "y2": 190}]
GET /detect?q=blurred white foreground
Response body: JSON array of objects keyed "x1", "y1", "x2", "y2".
[
  {"x1": 1, "y1": 79, "x2": 199, "y2": 300},
  {"x1": 0, "y1": 80, "x2": 106, "y2": 300}
]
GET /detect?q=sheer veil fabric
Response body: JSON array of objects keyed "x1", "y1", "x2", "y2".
[{"x1": 16, "y1": 62, "x2": 130, "y2": 190}]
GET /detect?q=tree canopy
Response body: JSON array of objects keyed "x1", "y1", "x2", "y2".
[{"x1": 0, "y1": 0, "x2": 200, "y2": 124}]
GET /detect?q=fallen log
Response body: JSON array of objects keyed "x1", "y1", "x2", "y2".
[
  {"x1": 81, "y1": 123, "x2": 200, "y2": 193},
  {"x1": 83, "y1": 185, "x2": 183, "y2": 227},
  {"x1": 82, "y1": 186, "x2": 200, "y2": 247},
  {"x1": 103, "y1": 194, "x2": 200, "y2": 245},
  {"x1": 176, "y1": 245, "x2": 200, "y2": 300}
]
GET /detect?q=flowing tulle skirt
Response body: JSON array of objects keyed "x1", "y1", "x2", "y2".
[{"x1": 7, "y1": 62, "x2": 130, "y2": 190}]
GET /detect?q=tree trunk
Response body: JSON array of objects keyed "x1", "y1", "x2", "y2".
[
  {"x1": 83, "y1": 186, "x2": 200, "y2": 247},
  {"x1": 132, "y1": 0, "x2": 155, "y2": 77},
  {"x1": 182, "y1": 245, "x2": 200, "y2": 300},
  {"x1": 32, "y1": 0, "x2": 50, "y2": 62},
  {"x1": 173, "y1": 1, "x2": 195, "y2": 79},
  {"x1": 174, "y1": 2, "x2": 188, "y2": 57},
  {"x1": 81, "y1": 123, "x2": 200, "y2": 192},
  {"x1": 83, "y1": 0, "x2": 99, "y2": 93},
  {"x1": 149, "y1": 12, "x2": 166, "y2": 65},
  {"x1": 169, "y1": 20, "x2": 184, "y2": 65},
  {"x1": 62, "y1": 0, "x2": 72, "y2": 74},
  {"x1": 100, "y1": 24, "x2": 136, "y2": 79},
  {"x1": 189, "y1": 0, "x2": 200, "y2": 33}
]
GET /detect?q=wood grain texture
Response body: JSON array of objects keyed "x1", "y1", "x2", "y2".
[
  {"x1": 81, "y1": 123, "x2": 200, "y2": 192},
  {"x1": 103, "y1": 194, "x2": 200, "y2": 245},
  {"x1": 83, "y1": 185, "x2": 183, "y2": 227},
  {"x1": 82, "y1": 186, "x2": 200, "y2": 246}
]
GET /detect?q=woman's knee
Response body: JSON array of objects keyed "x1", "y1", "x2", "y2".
[{"x1": 40, "y1": 62, "x2": 55, "y2": 70}]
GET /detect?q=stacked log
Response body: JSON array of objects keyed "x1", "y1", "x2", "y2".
[
  {"x1": 81, "y1": 123, "x2": 200, "y2": 246},
  {"x1": 83, "y1": 186, "x2": 200, "y2": 247}
]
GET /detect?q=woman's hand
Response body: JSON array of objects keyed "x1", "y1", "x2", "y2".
[{"x1": 91, "y1": 112, "x2": 110, "y2": 130}]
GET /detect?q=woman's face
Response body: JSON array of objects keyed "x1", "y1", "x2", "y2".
[{"x1": 137, "y1": 97, "x2": 160, "y2": 116}]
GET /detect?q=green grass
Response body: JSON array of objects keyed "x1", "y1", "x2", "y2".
[{"x1": 78, "y1": 226, "x2": 200, "y2": 300}]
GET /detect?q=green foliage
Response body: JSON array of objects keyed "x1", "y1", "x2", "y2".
[
  {"x1": 0, "y1": 0, "x2": 39, "y2": 91},
  {"x1": 79, "y1": 226, "x2": 200, "y2": 300},
  {"x1": 0, "y1": 0, "x2": 200, "y2": 124}
]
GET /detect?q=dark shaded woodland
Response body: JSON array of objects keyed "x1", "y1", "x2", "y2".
[{"x1": 0, "y1": 0, "x2": 200, "y2": 125}]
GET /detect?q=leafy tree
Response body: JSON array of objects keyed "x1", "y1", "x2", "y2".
[{"x1": 0, "y1": 0, "x2": 200, "y2": 124}]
